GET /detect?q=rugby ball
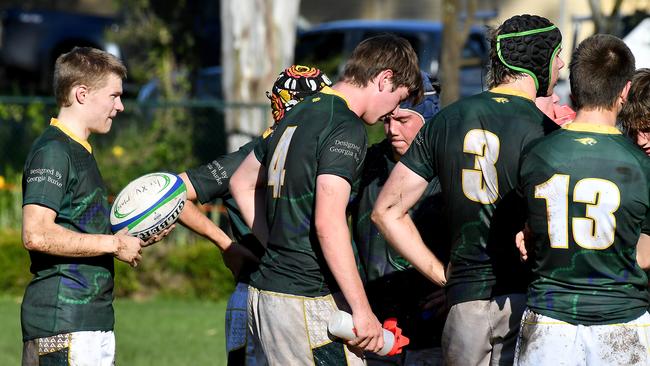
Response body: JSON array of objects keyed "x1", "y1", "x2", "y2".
[{"x1": 110, "y1": 172, "x2": 187, "y2": 241}]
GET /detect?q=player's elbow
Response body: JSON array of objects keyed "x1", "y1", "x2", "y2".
[
  {"x1": 22, "y1": 228, "x2": 43, "y2": 252},
  {"x1": 371, "y1": 205, "x2": 390, "y2": 230},
  {"x1": 314, "y1": 215, "x2": 330, "y2": 239}
]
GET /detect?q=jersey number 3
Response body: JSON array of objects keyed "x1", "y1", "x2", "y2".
[
  {"x1": 462, "y1": 129, "x2": 500, "y2": 204},
  {"x1": 535, "y1": 174, "x2": 620, "y2": 250},
  {"x1": 268, "y1": 126, "x2": 297, "y2": 198}
]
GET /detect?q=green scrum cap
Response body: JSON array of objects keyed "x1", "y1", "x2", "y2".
[{"x1": 496, "y1": 14, "x2": 562, "y2": 97}]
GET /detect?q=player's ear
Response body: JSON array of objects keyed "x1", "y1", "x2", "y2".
[
  {"x1": 74, "y1": 84, "x2": 89, "y2": 104},
  {"x1": 377, "y1": 69, "x2": 394, "y2": 92},
  {"x1": 620, "y1": 80, "x2": 632, "y2": 105}
]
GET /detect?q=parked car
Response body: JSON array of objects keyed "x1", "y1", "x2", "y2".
[
  {"x1": 294, "y1": 19, "x2": 489, "y2": 98},
  {"x1": 137, "y1": 66, "x2": 223, "y2": 103},
  {"x1": 0, "y1": 7, "x2": 122, "y2": 93}
]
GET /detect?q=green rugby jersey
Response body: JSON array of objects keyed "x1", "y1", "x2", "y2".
[
  {"x1": 350, "y1": 139, "x2": 447, "y2": 348},
  {"x1": 186, "y1": 137, "x2": 265, "y2": 282},
  {"x1": 251, "y1": 86, "x2": 367, "y2": 297},
  {"x1": 519, "y1": 123, "x2": 650, "y2": 325},
  {"x1": 401, "y1": 88, "x2": 558, "y2": 306},
  {"x1": 21, "y1": 119, "x2": 114, "y2": 341},
  {"x1": 351, "y1": 139, "x2": 445, "y2": 282}
]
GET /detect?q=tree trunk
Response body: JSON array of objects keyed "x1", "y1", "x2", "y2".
[
  {"x1": 221, "y1": 0, "x2": 300, "y2": 152},
  {"x1": 440, "y1": 0, "x2": 476, "y2": 107},
  {"x1": 588, "y1": 0, "x2": 624, "y2": 35}
]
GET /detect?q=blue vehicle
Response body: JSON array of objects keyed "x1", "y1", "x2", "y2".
[
  {"x1": 0, "y1": 7, "x2": 122, "y2": 93},
  {"x1": 294, "y1": 19, "x2": 489, "y2": 97}
]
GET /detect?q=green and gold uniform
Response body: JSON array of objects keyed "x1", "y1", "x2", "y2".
[
  {"x1": 21, "y1": 119, "x2": 113, "y2": 341},
  {"x1": 251, "y1": 86, "x2": 367, "y2": 297},
  {"x1": 401, "y1": 88, "x2": 557, "y2": 306},
  {"x1": 186, "y1": 137, "x2": 265, "y2": 279},
  {"x1": 350, "y1": 139, "x2": 446, "y2": 349},
  {"x1": 186, "y1": 137, "x2": 265, "y2": 365},
  {"x1": 519, "y1": 123, "x2": 650, "y2": 325}
]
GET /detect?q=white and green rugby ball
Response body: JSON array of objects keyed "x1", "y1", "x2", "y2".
[{"x1": 110, "y1": 172, "x2": 186, "y2": 241}]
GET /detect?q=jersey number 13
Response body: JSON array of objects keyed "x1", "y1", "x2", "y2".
[{"x1": 535, "y1": 174, "x2": 620, "y2": 250}]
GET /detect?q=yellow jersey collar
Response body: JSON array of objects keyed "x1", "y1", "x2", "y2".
[
  {"x1": 489, "y1": 87, "x2": 534, "y2": 101},
  {"x1": 562, "y1": 122, "x2": 621, "y2": 135},
  {"x1": 50, "y1": 118, "x2": 93, "y2": 153},
  {"x1": 321, "y1": 86, "x2": 351, "y2": 108}
]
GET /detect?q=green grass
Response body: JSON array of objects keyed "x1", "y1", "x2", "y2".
[
  {"x1": 0, "y1": 297, "x2": 227, "y2": 365},
  {"x1": 0, "y1": 296, "x2": 21, "y2": 365}
]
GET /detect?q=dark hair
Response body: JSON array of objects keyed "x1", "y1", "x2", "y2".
[
  {"x1": 569, "y1": 34, "x2": 635, "y2": 110},
  {"x1": 487, "y1": 25, "x2": 521, "y2": 88},
  {"x1": 620, "y1": 68, "x2": 650, "y2": 138},
  {"x1": 342, "y1": 34, "x2": 423, "y2": 104},
  {"x1": 486, "y1": 14, "x2": 560, "y2": 95},
  {"x1": 54, "y1": 47, "x2": 127, "y2": 107}
]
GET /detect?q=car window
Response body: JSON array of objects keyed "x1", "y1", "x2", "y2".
[{"x1": 294, "y1": 31, "x2": 346, "y2": 77}]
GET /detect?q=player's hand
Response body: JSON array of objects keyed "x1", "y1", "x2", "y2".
[
  {"x1": 516, "y1": 223, "x2": 532, "y2": 262},
  {"x1": 114, "y1": 229, "x2": 144, "y2": 267},
  {"x1": 142, "y1": 224, "x2": 176, "y2": 247},
  {"x1": 421, "y1": 287, "x2": 447, "y2": 319},
  {"x1": 222, "y1": 241, "x2": 260, "y2": 279},
  {"x1": 346, "y1": 307, "x2": 384, "y2": 354}
]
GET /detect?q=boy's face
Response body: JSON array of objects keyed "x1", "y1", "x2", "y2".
[
  {"x1": 87, "y1": 73, "x2": 124, "y2": 134},
  {"x1": 546, "y1": 50, "x2": 565, "y2": 96},
  {"x1": 637, "y1": 131, "x2": 650, "y2": 156},
  {"x1": 364, "y1": 79, "x2": 410, "y2": 125},
  {"x1": 383, "y1": 108, "x2": 424, "y2": 157}
]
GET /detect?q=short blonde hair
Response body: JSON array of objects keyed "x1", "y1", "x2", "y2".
[{"x1": 53, "y1": 47, "x2": 127, "y2": 107}]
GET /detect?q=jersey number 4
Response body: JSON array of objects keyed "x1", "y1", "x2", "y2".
[
  {"x1": 535, "y1": 174, "x2": 620, "y2": 250},
  {"x1": 462, "y1": 129, "x2": 500, "y2": 204},
  {"x1": 268, "y1": 126, "x2": 297, "y2": 198}
]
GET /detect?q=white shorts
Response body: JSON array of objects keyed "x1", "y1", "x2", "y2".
[
  {"x1": 22, "y1": 330, "x2": 115, "y2": 366},
  {"x1": 442, "y1": 294, "x2": 526, "y2": 366},
  {"x1": 247, "y1": 286, "x2": 365, "y2": 366},
  {"x1": 514, "y1": 308, "x2": 650, "y2": 366}
]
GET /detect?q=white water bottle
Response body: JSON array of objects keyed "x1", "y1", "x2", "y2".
[{"x1": 327, "y1": 310, "x2": 395, "y2": 356}]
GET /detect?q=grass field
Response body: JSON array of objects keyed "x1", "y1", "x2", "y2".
[{"x1": 0, "y1": 296, "x2": 227, "y2": 365}]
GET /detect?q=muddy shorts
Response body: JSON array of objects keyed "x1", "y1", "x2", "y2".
[
  {"x1": 247, "y1": 286, "x2": 365, "y2": 366},
  {"x1": 514, "y1": 309, "x2": 650, "y2": 366}
]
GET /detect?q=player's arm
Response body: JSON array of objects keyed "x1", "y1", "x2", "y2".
[
  {"x1": 178, "y1": 173, "x2": 259, "y2": 275},
  {"x1": 230, "y1": 151, "x2": 268, "y2": 245},
  {"x1": 372, "y1": 162, "x2": 447, "y2": 286},
  {"x1": 179, "y1": 172, "x2": 199, "y2": 202},
  {"x1": 636, "y1": 233, "x2": 650, "y2": 270},
  {"x1": 178, "y1": 200, "x2": 258, "y2": 276},
  {"x1": 178, "y1": 173, "x2": 232, "y2": 251},
  {"x1": 315, "y1": 173, "x2": 384, "y2": 353},
  {"x1": 178, "y1": 199, "x2": 232, "y2": 251},
  {"x1": 22, "y1": 204, "x2": 142, "y2": 267}
]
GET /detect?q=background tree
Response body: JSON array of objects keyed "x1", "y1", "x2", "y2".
[
  {"x1": 101, "y1": 0, "x2": 201, "y2": 192},
  {"x1": 440, "y1": 0, "x2": 477, "y2": 107},
  {"x1": 221, "y1": 0, "x2": 300, "y2": 151},
  {"x1": 588, "y1": 0, "x2": 625, "y2": 35}
]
